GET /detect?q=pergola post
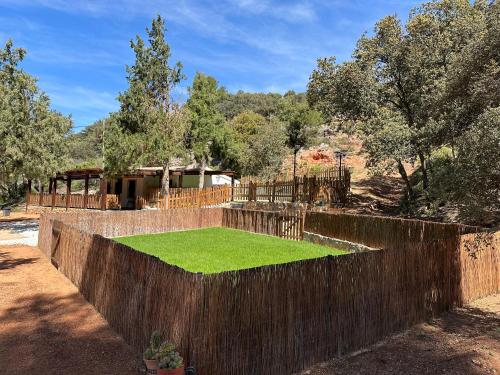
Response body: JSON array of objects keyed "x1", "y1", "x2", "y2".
[
  {"x1": 65, "y1": 177, "x2": 72, "y2": 211},
  {"x1": 83, "y1": 174, "x2": 89, "y2": 209},
  {"x1": 99, "y1": 175, "x2": 107, "y2": 210},
  {"x1": 51, "y1": 178, "x2": 57, "y2": 210},
  {"x1": 25, "y1": 179, "x2": 32, "y2": 212},
  {"x1": 179, "y1": 172, "x2": 184, "y2": 189},
  {"x1": 39, "y1": 184, "x2": 44, "y2": 206}
]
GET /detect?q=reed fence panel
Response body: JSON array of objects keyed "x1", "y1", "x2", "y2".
[
  {"x1": 39, "y1": 209, "x2": 498, "y2": 375},
  {"x1": 222, "y1": 208, "x2": 304, "y2": 240},
  {"x1": 38, "y1": 208, "x2": 223, "y2": 257}
]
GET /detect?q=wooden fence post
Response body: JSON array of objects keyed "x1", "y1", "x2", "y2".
[
  {"x1": 39, "y1": 185, "x2": 44, "y2": 206},
  {"x1": 99, "y1": 176, "x2": 107, "y2": 210},
  {"x1": 65, "y1": 177, "x2": 71, "y2": 211},
  {"x1": 271, "y1": 180, "x2": 276, "y2": 203},
  {"x1": 83, "y1": 174, "x2": 89, "y2": 209},
  {"x1": 51, "y1": 178, "x2": 57, "y2": 210},
  {"x1": 25, "y1": 179, "x2": 32, "y2": 212}
]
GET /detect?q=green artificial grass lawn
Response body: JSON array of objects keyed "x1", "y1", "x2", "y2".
[{"x1": 114, "y1": 227, "x2": 348, "y2": 274}]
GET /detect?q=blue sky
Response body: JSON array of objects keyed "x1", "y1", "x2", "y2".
[{"x1": 0, "y1": 0, "x2": 418, "y2": 131}]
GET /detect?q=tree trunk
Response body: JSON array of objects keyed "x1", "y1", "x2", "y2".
[
  {"x1": 161, "y1": 162, "x2": 170, "y2": 197},
  {"x1": 293, "y1": 150, "x2": 298, "y2": 181},
  {"x1": 198, "y1": 156, "x2": 206, "y2": 189},
  {"x1": 397, "y1": 160, "x2": 413, "y2": 198},
  {"x1": 292, "y1": 151, "x2": 298, "y2": 202},
  {"x1": 418, "y1": 151, "x2": 429, "y2": 191}
]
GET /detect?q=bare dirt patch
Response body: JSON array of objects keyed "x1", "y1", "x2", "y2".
[
  {"x1": 0, "y1": 245, "x2": 138, "y2": 375},
  {"x1": 297, "y1": 294, "x2": 500, "y2": 375}
]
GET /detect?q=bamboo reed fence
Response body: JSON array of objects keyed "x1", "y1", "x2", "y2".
[
  {"x1": 222, "y1": 208, "x2": 305, "y2": 240},
  {"x1": 38, "y1": 208, "x2": 499, "y2": 375},
  {"x1": 38, "y1": 208, "x2": 222, "y2": 257}
]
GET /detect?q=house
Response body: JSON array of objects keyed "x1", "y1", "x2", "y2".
[{"x1": 26, "y1": 166, "x2": 236, "y2": 210}]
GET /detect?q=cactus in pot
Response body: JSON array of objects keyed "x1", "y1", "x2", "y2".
[
  {"x1": 157, "y1": 341, "x2": 184, "y2": 375},
  {"x1": 143, "y1": 331, "x2": 162, "y2": 373}
]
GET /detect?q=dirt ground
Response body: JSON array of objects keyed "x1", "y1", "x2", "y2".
[
  {"x1": 298, "y1": 295, "x2": 500, "y2": 375},
  {"x1": 1, "y1": 245, "x2": 498, "y2": 375},
  {"x1": 0, "y1": 245, "x2": 138, "y2": 375}
]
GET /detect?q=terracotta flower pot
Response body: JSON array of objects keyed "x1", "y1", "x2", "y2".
[
  {"x1": 158, "y1": 365, "x2": 185, "y2": 375},
  {"x1": 144, "y1": 358, "x2": 159, "y2": 375}
]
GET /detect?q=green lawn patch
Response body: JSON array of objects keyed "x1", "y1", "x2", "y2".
[{"x1": 114, "y1": 227, "x2": 348, "y2": 274}]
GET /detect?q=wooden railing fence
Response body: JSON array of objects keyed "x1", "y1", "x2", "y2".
[
  {"x1": 27, "y1": 192, "x2": 120, "y2": 210},
  {"x1": 233, "y1": 167, "x2": 350, "y2": 205},
  {"x1": 136, "y1": 185, "x2": 231, "y2": 210}
]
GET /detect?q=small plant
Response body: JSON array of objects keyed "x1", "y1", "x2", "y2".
[
  {"x1": 158, "y1": 346, "x2": 183, "y2": 370},
  {"x1": 143, "y1": 330, "x2": 163, "y2": 372},
  {"x1": 157, "y1": 341, "x2": 184, "y2": 375}
]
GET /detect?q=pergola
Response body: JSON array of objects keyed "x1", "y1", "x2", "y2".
[{"x1": 26, "y1": 167, "x2": 236, "y2": 211}]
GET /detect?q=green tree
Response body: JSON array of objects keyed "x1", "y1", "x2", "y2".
[
  {"x1": 186, "y1": 72, "x2": 225, "y2": 188},
  {"x1": 109, "y1": 15, "x2": 187, "y2": 196},
  {"x1": 0, "y1": 39, "x2": 71, "y2": 202},
  {"x1": 228, "y1": 110, "x2": 267, "y2": 144},
  {"x1": 217, "y1": 90, "x2": 282, "y2": 119},
  {"x1": 241, "y1": 118, "x2": 287, "y2": 180},
  {"x1": 308, "y1": 0, "x2": 488, "y2": 199},
  {"x1": 278, "y1": 95, "x2": 322, "y2": 181}
]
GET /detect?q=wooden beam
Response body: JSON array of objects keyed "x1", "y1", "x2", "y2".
[
  {"x1": 65, "y1": 176, "x2": 72, "y2": 211},
  {"x1": 83, "y1": 174, "x2": 89, "y2": 209}
]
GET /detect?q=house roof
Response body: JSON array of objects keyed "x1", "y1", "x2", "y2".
[{"x1": 54, "y1": 166, "x2": 234, "y2": 180}]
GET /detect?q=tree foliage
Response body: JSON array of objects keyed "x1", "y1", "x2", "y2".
[
  {"x1": 106, "y1": 15, "x2": 188, "y2": 195},
  {"x1": 186, "y1": 73, "x2": 225, "y2": 188},
  {"x1": 0, "y1": 39, "x2": 71, "y2": 202},
  {"x1": 308, "y1": 0, "x2": 498, "y2": 223}
]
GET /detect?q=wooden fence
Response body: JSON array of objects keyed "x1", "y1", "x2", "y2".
[
  {"x1": 233, "y1": 167, "x2": 350, "y2": 205},
  {"x1": 27, "y1": 192, "x2": 120, "y2": 210},
  {"x1": 240, "y1": 166, "x2": 348, "y2": 183},
  {"x1": 38, "y1": 209, "x2": 499, "y2": 375},
  {"x1": 222, "y1": 208, "x2": 305, "y2": 240},
  {"x1": 136, "y1": 185, "x2": 231, "y2": 210}
]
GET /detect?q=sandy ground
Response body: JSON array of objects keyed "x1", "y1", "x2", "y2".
[
  {"x1": 0, "y1": 245, "x2": 138, "y2": 375},
  {"x1": 1, "y1": 245, "x2": 498, "y2": 375},
  {"x1": 0, "y1": 220, "x2": 39, "y2": 246}
]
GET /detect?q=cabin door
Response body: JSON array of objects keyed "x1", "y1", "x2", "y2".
[{"x1": 127, "y1": 180, "x2": 136, "y2": 209}]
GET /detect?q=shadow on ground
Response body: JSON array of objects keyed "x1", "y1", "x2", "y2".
[
  {"x1": 0, "y1": 250, "x2": 38, "y2": 270},
  {"x1": 0, "y1": 246, "x2": 139, "y2": 375}
]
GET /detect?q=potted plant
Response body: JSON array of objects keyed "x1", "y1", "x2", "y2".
[
  {"x1": 143, "y1": 331, "x2": 162, "y2": 374},
  {"x1": 157, "y1": 341, "x2": 184, "y2": 375}
]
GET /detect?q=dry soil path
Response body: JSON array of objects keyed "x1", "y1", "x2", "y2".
[{"x1": 0, "y1": 245, "x2": 138, "y2": 375}]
